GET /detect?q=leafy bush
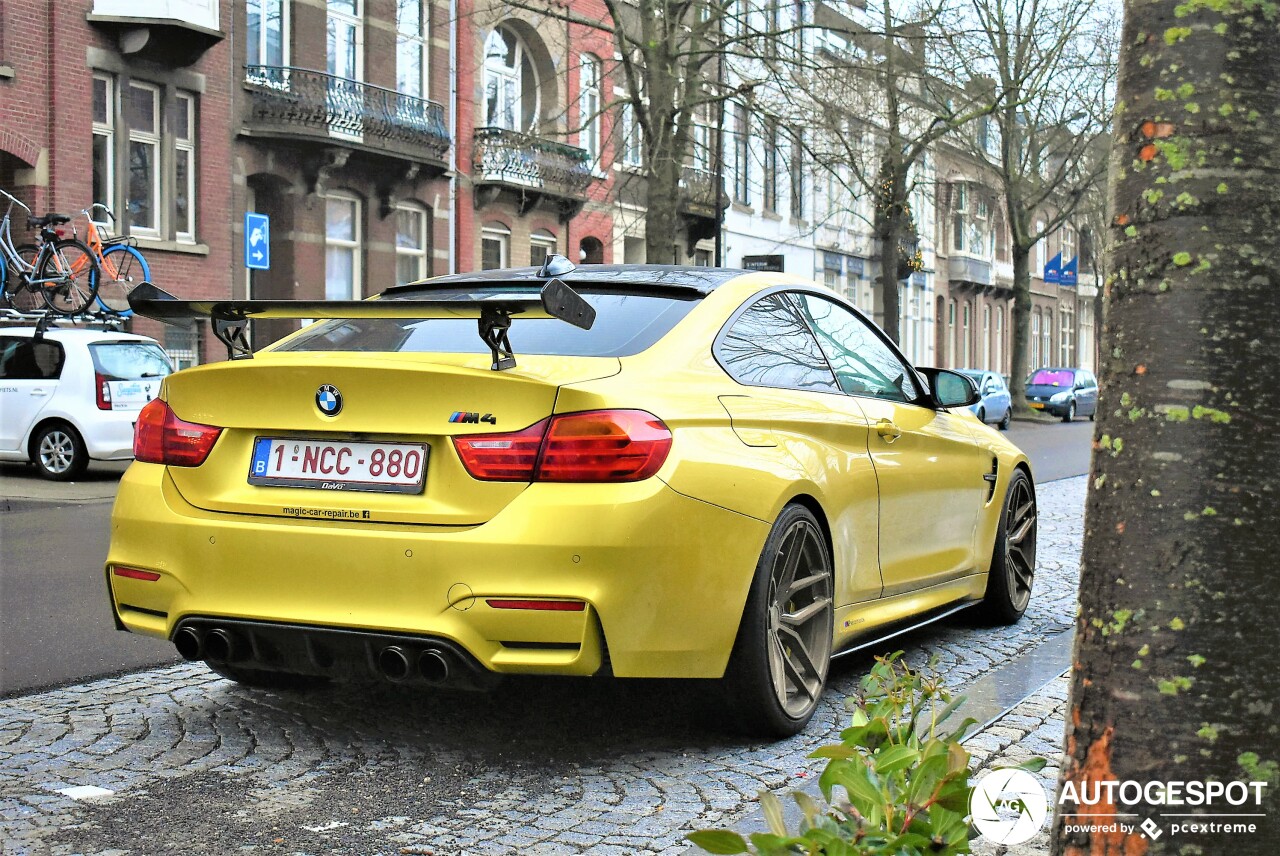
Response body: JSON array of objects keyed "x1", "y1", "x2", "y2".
[{"x1": 689, "y1": 653, "x2": 985, "y2": 855}]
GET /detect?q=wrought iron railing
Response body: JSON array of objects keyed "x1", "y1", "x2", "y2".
[
  {"x1": 243, "y1": 65, "x2": 449, "y2": 163},
  {"x1": 679, "y1": 166, "x2": 729, "y2": 217},
  {"x1": 472, "y1": 127, "x2": 593, "y2": 199}
]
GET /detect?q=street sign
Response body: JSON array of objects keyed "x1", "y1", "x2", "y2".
[
  {"x1": 742, "y1": 254, "x2": 785, "y2": 272},
  {"x1": 245, "y1": 212, "x2": 270, "y2": 271}
]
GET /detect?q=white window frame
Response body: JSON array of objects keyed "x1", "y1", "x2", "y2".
[
  {"x1": 982, "y1": 304, "x2": 991, "y2": 370},
  {"x1": 125, "y1": 81, "x2": 162, "y2": 238},
  {"x1": 529, "y1": 229, "x2": 557, "y2": 266},
  {"x1": 1062, "y1": 224, "x2": 1077, "y2": 262},
  {"x1": 324, "y1": 192, "x2": 362, "y2": 300},
  {"x1": 247, "y1": 0, "x2": 290, "y2": 74},
  {"x1": 481, "y1": 223, "x2": 510, "y2": 270},
  {"x1": 396, "y1": 0, "x2": 429, "y2": 99},
  {"x1": 995, "y1": 306, "x2": 1005, "y2": 373},
  {"x1": 394, "y1": 202, "x2": 429, "y2": 285},
  {"x1": 1042, "y1": 309, "x2": 1053, "y2": 366},
  {"x1": 327, "y1": 0, "x2": 364, "y2": 83},
  {"x1": 92, "y1": 74, "x2": 115, "y2": 227},
  {"x1": 579, "y1": 54, "x2": 602, "y2": 168},
  {"x1": 1031, "y1": 310, "x2": 1041, "y2": 367},
  {"x1": 483, "y1": 27, "x2": 538, "y2": 132},
  {"x1": 174, "y1": 91, "x2": 196, "y2": 243},
  {"x1": 1034, "y1": 218, "x2": 1047, "y2": 274},
  {"x1": 1060, "y1": 305, "x2": 1074, "y2": 365}
]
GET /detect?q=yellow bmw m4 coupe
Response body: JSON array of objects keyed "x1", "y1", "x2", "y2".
[{"x1": 106, "y1": 258, "x2": 1036, "y2": 736}]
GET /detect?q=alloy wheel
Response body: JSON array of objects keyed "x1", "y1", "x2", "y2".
[
  {"x1": 1003, "y1": 477, "x2": 1037, "y2": 612},
  {"x1": 765, "y1": 518, "x2": 833, "y2": 717},
  {"x1": 38, "y1": 430, "x2": 76, "y2": 475}
]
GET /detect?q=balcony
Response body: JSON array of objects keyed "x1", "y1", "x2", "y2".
[
  {"x1": 679, "y1": 166, "x2": 729, "y2": 220},
  {"x1": 472, "y1": 127, "x2": 594, "y2": 219},
  {"x1": 242, "y1": 66, "x2": 450, "y2": 170},
  {"x1": 948, "y1": 254, "x2": 998, "y2": 294}
]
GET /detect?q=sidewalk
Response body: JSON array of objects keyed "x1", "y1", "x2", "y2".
[{"x1": 0, "y1": 461, "x2": 127, "y2": 511}]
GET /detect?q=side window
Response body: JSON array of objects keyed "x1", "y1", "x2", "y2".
[
  {"x1": 717, "y1": 293, "x2": 839, "y2": 393},
  {"x1": 0, "y1": 339, "x2": 65, "y2": 380},
  {"x1": 795, "y1": 293, "x2": 920, "y2": 403}
]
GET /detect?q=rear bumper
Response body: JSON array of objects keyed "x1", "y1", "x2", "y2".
[
  {"x1": 106, "y1": 463, "x2": 770, "y2": 679},
  {"x1": 82, "y1": 410, "x2": 138, "y2": 459}
]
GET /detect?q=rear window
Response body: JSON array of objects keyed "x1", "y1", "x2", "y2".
[
  {"x1": 276, "y1": 291, "x2": 699, "y2": 358},
  {"x1": 1028, "y1": 369, "x2": 1075, "y2": 387},
  {"x1": 89, "y1": 342, "x2": 174, "y2": 381}
]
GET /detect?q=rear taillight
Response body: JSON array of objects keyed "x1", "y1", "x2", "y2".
[
  {"x1": 133, "y1": 399, "x2": 222, "y2": 467},
  {"x1": 95, "y1": 372, "x2": 111, "y2": 411},
  {"x1": 453, "y1": 410, "x2": 672, "y2": 483}
]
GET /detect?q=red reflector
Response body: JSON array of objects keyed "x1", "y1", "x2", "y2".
[
  {"x1": 134, "y1": 399, "x2": 222, "y2": 467},
  {"x1": 95, "y1": 372, "x2": 112, "y2": 411},
  {"x1": 485, "y1": 599, "x2": 586, "y2": 611},
  {"x1": 113, "y1": 566, "x2": 161, "y2": 581}
]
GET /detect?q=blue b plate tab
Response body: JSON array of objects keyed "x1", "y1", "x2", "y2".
[{"x1": 251, "y1": 437, "x2": 273, "y2": 478}]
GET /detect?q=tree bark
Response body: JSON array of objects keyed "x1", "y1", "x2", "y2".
[
  {"x1": 1053, "y1": 1, "x2": 1280, "y2": 854},
  {"x1": 1008, "y1": 241, "x2": 1033, "y2": 408}
]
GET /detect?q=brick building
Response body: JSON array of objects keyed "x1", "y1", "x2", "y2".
[{"x1": 0, "y1": 0, "x2": 234, "y2": 364}]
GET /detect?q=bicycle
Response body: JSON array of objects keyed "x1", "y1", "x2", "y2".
[
  {"x1": 0, "y1": 189, "x2": 100, "y2": 316},
  {"x1": 79, "y1": 203, "x2": 151, "y2": 317}
]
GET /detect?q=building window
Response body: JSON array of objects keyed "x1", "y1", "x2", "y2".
[
  {"x1": 946, "y1": 299, "x2": 956, "y2": 366},
  {"x1": 484, "y1": 26, "x2": 538, "y2": 132},
  {"x1": 92, "y1": 75, "x2": 114, "y2": 213},
  {"x1": 395, "y1": 203, "x2": 429, "y2": 285},
  {"x1": 579, "y1": 55, "x2": 601, "y2": 167},
  {"x1": 982, "y1": 304, "x2": 991, "y2": 369},
  {"x1": 175, "y1": 93, "x2": 195, "y2": 242},
  {"x1": 691, "y1": 103, "x2": 711, "y2": 172},
  {"x1": 694, "y1": 248, "x2": 711, "y2": 266},
  {"x1": 530, "y1": 229, "x2": 557, "y2": 267},
  {"x1": 732, "y1": 102, "x2": 750, "y2": 205},
  {"x1": 1043, "y1": 308, "x2": 1053, "y2": 365},
  {"x1": 619, "y1": 95, "x2": 643, "y2": 167},
  {"x1": 580, "y1": 236, "x2": 604, "y2": 264},
  {"x1": 396, "y1": 0, "x2": 428, "y2": 99},
  {"x1": 124, "y1": 82, "x2": 161, "y2": 236},
  {"x1": 962, "y1": 301, "x2": 972, "y2": 367},
  {"x1": 94, "y1": 76, "x2": 199, "y2": 241},
  {"x1": 325, "y1": 193, "x2": 361, "y2": 300},
  {"x1": 1031, "y1": 309, "x2": 1042, "y2": 367},
  {"x1": 951, "y1": 184, "x2": 989, "y2": 256},
  {"x1": 481, "y1": 223, "x2": 509, "y2": 270},
  {"x1": 247, "y1": 0, "x2": 288, "y2": 69},
  {"x1": 1061, "y1": 224, "x2": 1077, "y2": 263},
  {"x1": 327, "y1": 0, "x2": 363, "y2": 83},
  {"x1": 1034, "y1": 218, "x2": 1047, "y2": 275},
  {"x1": 762, "y1": 119, "x2": 778, "y2": 212},
  {"x1": 1060, "y1": 306, "x2": 1074, "y2": 365},
  {"x1": 789, "y1": 128, "x2": 804, "y2": 220},
  {"x1": 995, "y1": 306, "x2": 1005, "y2": 373}
]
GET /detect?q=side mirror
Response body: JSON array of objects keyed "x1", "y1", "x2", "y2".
[{"x1": 919, "y1": 367, "x2": 981, "y2": 409}]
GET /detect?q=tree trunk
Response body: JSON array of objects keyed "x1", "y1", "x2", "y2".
[
  {"x1": 1008, "y1": 243, "x2": 1032, "y2": 409},
  {"x1": 645, "y1": 156, "x2": 682, "y2": 264},
  {"x1": 876, "y1": 212, "x2": 902, "y2": 344},
  {"x1": 1052, "y1": 2, "x2": 1279, "y2": 854}
]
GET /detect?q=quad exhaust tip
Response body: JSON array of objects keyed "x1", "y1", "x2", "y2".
[
  {"x1": 203, "y1": 628, "x2": 238, "y2": 663},
  {"x1": 174, "y1": 627, "x2": 203, "y2": 661},
  {"x1": 377, "y1": 646, "x2": 413, "y2": 682},
  {"x1": 418, "y1": 648, "x2": 451, "y2": 685}
]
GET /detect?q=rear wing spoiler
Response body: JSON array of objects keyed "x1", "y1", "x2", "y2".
[{"x1": 127, "y1": 280, "x2": 596, "y2": 370}]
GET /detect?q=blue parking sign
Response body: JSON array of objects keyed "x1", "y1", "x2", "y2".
[{"x1": 245, "y1": 212, "x2": 270, "y2": 270}]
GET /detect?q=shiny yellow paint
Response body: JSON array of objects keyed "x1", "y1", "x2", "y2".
[{"x1": 106, "y1": 270, "x2": 1031, "y2": 680}]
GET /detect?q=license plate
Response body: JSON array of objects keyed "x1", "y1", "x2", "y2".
[
  {"x1": 1029, "y1": 402, "x2": 1045, "y2": 410},
  {"x1": 249, "y1": 438, "x2": 428, "y2": 493}
]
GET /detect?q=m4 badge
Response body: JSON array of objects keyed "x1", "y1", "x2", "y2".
[{"x1": 449, "y1": 411, "x2": 497, "y2": 425}]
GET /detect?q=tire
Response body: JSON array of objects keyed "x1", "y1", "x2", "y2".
[
  {"x1": 95, "y1": 243, "x2": 150, "y2": 317},
  {"x1": 1062, "y1": 400, "x2": 1076, "y2": 423},
  {"x1": 30, "y1": 422, "x2": 89, "y2": 481},
  {"x1": 3, "y1": 244, "x2": 44, "y2": 312},
  {"x1": 976, "y1": 469, "x2": 1037, "y2": 625},
  {"x1": 723, "y1": 504, "x2": 834, "y2": 737},
  {"x1": 976, "y1": 407, "x2": 986, "y2": 424},
  {"x1": 998, "y1": 409, "x2": 1011, "y2": 431},
  {"x1": 205, "y1": 660, "x2": 329, "y2": 690},
  {"x1": 38, "y1": 238, "x2": 100, "y2": 316}
]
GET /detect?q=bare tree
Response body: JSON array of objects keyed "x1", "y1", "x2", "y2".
[
  {"x1": 1052, "y1": 0, "x2": 1280, "y2": 851},
  {"x1": 763, "y1": 0, "x2": 999, "y2": 343},
  {"x1": 953, "y1": 0, "x2": 1114, "y2": 406}
]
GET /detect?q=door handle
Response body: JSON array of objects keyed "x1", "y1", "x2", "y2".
[
  {"x1": 876, "y1": 419, "x2": 902, "y2": 442},
  {"x1": 30, "y1": 388, "x2": 48, "y2": 396}
]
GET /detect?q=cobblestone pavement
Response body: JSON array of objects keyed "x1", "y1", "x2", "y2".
[
  {"x1": 970, "y1": 676, "x2": 1070, "y2": 856},
  {"x1": 0, "y1": 476, "x2": 1086, "y2": 856}
]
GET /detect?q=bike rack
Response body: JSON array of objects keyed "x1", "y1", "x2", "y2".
[{"x1": 0, "y1": 306, "x2": 128, "y2": 340}]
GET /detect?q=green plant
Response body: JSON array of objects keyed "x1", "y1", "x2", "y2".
[{"x1": 689, "y1": 653, "x2": 991, "y2": 855}]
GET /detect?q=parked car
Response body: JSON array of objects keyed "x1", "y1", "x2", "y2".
[
  {"x1": 0, "y1": 326, "x2": 173, "y2": 479},
  {"x1": 959, "y1": 369, "x2": 1011, "y2": 430},
  {"x1": 106, "y1": 262, "x2": 1037, "y2": 737},
  {"x1": 1025, "y1": 367, "x2": 1099, "y2": 422}
]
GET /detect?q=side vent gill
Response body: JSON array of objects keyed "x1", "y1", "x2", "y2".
[{"x1": 984, "y1": 457, "x2": 1000, "y2": 504}]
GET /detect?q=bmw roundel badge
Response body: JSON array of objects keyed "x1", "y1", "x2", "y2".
[{"x1": 316, "y1": 385, "x2": 343, "y2": 417}]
